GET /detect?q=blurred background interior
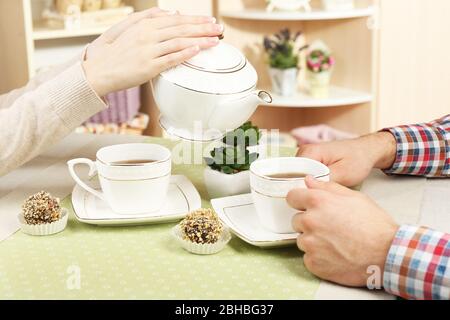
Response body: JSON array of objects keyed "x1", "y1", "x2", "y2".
[{"x1": 0, "y1": 0, "x2": 449, "y2": 147}]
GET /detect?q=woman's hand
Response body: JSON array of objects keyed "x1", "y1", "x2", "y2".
[
  {"x1": 287, "y1": 176, "x2": 399, "y2": 287},
  {"x1": 297, "y1": 132, "x2": 397, "y2": 187},
  {"x1": 82, "y1": 8, "x2": 222, "y2": 97}
]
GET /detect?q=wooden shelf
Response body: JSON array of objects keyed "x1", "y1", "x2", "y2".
[
  {"x1": 262, "y1": 86, "x2": 372, "y2": 108},
  {"x1": 221, "y1": 6, "x2": 374, "y2": 21},
  {"x1": 32, "y1": 6, "x2": 134, "y2": 41},
  {"x1": 33, "y1": 24, "x2": 110, "y2": 40}
]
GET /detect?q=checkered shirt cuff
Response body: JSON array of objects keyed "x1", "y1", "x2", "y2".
[
  {"x1": 382, "y1": 120, "x2": 450, "y2": 177},
  {"x1": 384, "y1": 225, "x2": 450, "y2": 300}
]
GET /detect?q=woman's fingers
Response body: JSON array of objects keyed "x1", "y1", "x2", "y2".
[
  {"x1": 154, "y1": 45, "x2": 201, "y2": 73},
  {"x1": 154, "y1": 37, "x2": 219, "y2": 57},
  {"x1": 101, "y1": 8, "x2": 172, "y2": 43},
  {"x1": 150, "y1": 15, "x2": 216, "y2": 29},
  {"x1": 134, "y1": 7, "x2": 168, "y2": 19},
  {"x1": 157, "y1": 23, "x2": 223, "y2": 42}
]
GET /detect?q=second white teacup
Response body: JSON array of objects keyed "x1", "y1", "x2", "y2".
[
  {"x1": 68, "y1": 143, "x2": 171, "y2": 215},
  {"x1": 250, "y1": 157, "x2": 330, "y2": 234}
]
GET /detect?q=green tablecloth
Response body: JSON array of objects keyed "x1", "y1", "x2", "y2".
[{"x1": 0, "y1": 137, "x2": 320, "y2": 299}]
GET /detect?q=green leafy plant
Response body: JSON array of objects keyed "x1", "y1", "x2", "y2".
[
  {"x1": 204, "y1": 122, "x2": 261, "y2": 174},
  {"x1": 263, "y1": 28, "x2": 308, "y2": 69}
]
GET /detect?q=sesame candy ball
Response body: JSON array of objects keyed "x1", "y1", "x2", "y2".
[
  {"x1": 180, "y1": 209, "x2": 223, "y2": 244},
  {"x1": 22, "y1": 191, "x2": 62, "y2": 225}
]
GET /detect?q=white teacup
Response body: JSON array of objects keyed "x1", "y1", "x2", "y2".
[
  {"x1": 250, "y1": 157, "x2": 330, "y2": 234},
  {"x1": 67, "y1": 144, "x2": 171, "y2": 215}
]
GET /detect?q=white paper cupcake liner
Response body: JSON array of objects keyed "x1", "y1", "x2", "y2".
[
  {"x1": 19, "y1": 209, "x2": 68, "y2": 236},
  {"x1": 172, "y1": 224, "x2": 231, "y2": 255}
]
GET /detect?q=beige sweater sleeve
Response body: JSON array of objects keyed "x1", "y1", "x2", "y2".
[
  {"x1": 0, "y1": 54, "x2": 81, "y2": 109},
  {"x1": 0, "y1": 62, "x2": 107, "y2": 176}
]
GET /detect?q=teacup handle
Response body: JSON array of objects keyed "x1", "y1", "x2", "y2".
[{"x1": 67, "y1": 158, "x2": 106, "y2": 201}]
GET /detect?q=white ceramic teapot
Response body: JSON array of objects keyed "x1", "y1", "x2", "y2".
[{"x1": 152, "y1": 42, "x2": 272, "y2": 141}]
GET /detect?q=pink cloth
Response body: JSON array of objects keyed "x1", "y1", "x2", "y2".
[
  {"x1": 87, "y1": 86, "x2": 141, "y2": 124},
  {"x1": 291, "y1": 125, "x2": 358, "y2": 145}
]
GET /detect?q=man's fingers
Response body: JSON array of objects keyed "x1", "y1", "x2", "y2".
[
  {"x1": 328, "y1": 160, "x2": 360, "y2": 187},
  {"x1": 286, "y1": 188, "x2": 325, "y2": 211},
  {"x1": 154, "y1": 45, "x2": 201, "y2": 73},
  {"x1": 296, "y1": 145, "x2": 322, "y2": 162},
  {"x1": 297, "y1": 234, "x2": 314, "y2": 252},
  {"x1": 305, "y1": 175, "x2": 354, "y2": 196},
  {"x1": 292, "y1": 212, "x2": 307, "y2": 233},
  {"x1": 287, "y1": 189, "x2": 308, "y2": 211},
  {"x1": 303, "y1": 253, "x2": 315, "y2": 273},
  {"x1": 154, "y1": 37, "x2": 219, "y2": 57}
]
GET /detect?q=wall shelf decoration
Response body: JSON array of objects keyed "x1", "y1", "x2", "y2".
[
  {"x1": 217, "y1": 0, "x2": 377, "y2": 136},
  {"x1": 221, "y1": 6, "x2": 374, "y2": 21},
  {"x1": 33, "y1": 23, "x2": 110, "y2": 40},
  {"x1": 264, "y1": 86, "x2": 373, "y2": 108}
]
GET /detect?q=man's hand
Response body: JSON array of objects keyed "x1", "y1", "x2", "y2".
[
  {"x1": 287, "y1": 176, "x2": 399, "y2": 287},
  {"x1": 297, "y1": 132, "x2": 397, "y2": 187}
]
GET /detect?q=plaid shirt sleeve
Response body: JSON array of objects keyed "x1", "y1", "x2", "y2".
[
  {"x1": 384, "y1": 225, "x2": 450, "y2": 300},
  {"x1": 382, "y1": 114, "x2": 450, "y2": 177},
  {"x1": 381, "y1": 116, "x2": 450, "y2": 299}
]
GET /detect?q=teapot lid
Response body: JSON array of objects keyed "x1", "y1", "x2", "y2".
[
  {"x1": 159, "y1": 42, "x2": 258, "y2": 95},
  {"x1": 184, "y1": 42, "x2": 246, "y2": 73}
]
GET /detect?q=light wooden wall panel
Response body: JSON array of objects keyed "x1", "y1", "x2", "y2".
[
  {"x1": 376, "y1": 0, "x2": 450, "y2": 128},
  {"x1": 0, "y1": 0, "x2": 33, "y2": 94}
]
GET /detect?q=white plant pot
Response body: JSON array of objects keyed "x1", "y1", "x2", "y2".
[
  {"x1": 268, "y1": 67, "x2": 299, "y2": 97},
  {"x1": 321, "y1": 0, "x2": 355, "y2": 11},
  {"x1": 307, "y1": 70, "x2": 332, "y2": 98},
  {"x1": 204, "y1": 168, "x2": 251, "y2": 199}
]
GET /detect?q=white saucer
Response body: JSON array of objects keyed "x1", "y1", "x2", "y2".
[
  {"x1": 71, "y1": 175, "x2": 201, "y2": 226},
  {"x1": 211, "y1": 194, "x2": 298, "y2": 248},
  {"x1": 159, "y1": 116, "x2": 225, "y2": 142}
]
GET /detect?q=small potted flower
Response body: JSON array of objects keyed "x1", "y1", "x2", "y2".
[
  {"x1": 306, "y1": 41, "x2": 335, "y2": 98},
  {"x1": 264, "y1": 28, "x2": 308, "y2": 97},
  {"x1": 204, "y1": 122, "x2": 261, "y2": 199}
]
